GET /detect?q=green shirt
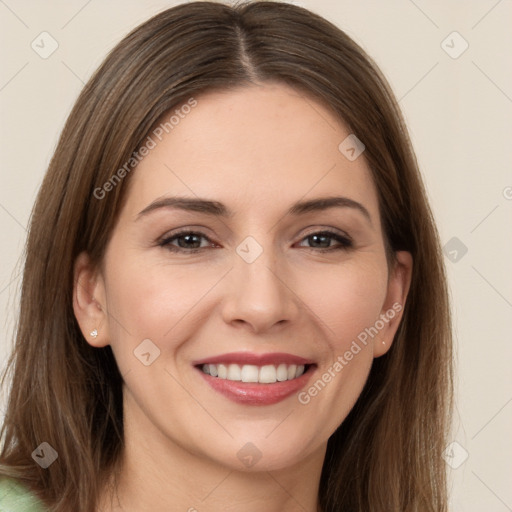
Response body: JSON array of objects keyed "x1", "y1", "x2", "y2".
[{"x1": 0, "y1": 477, "x2": 47, "y2": 512}]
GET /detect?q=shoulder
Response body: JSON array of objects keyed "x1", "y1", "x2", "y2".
[{"x1": 0, "y1": 477, "x2": 48, "y2": 511}]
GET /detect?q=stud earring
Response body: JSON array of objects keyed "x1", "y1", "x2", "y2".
[{"x1": 90, "y1": 329, "x2": 98, "y2": 338}]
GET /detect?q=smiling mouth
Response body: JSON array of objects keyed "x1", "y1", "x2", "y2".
[
  {"x1": 198, "y1": 363, "x2": 313, "y2": 384},
  {"x1": 193, "y1": 353, "x2": 316, "y2": 405}
]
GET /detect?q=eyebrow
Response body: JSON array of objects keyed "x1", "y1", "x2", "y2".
[{"x1": 136, "y1": 195, "x2": 372, "y2": 224}]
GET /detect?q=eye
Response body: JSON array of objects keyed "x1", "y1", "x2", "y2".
[
  {"x1": 296, "y1": 230, "x2": 353, "y2": 252},
  {"x1": 158, "y1": 230, "x2": 216, "y2": 253},
  {"x1": 158, "y1": 229, "x2": 352, "y2": 253}
]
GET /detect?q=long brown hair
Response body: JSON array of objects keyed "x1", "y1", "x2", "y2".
[{"x1": 0, "y1": 2, "x2": 452, "y2": 510}]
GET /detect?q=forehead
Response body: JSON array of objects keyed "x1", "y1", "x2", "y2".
[{"x1": 123, "y1": 82, "x2": 379, "y2": 222}]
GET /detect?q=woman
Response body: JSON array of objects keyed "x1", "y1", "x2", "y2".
[{"x1": 0, "y1": 1, "x2": 452, "y2": 511}]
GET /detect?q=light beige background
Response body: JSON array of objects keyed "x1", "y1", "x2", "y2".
[{"x1": 1, "y1": 1, "x2": 511, "y2": 510}]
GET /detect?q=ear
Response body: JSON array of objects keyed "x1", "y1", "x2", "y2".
[
  {"x1": 73, "y1": 251, "x2": 110, "y2": 348},
  {"x1": 373, "y1": 250, "x2": 413, "y2": 357}
]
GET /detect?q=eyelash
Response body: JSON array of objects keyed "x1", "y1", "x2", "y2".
[{"x1": 158, "y1": 229, "x2": 353, "y2": 254}]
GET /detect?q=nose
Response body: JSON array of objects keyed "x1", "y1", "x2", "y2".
[{"x1": 220, "y1": 241, "x2": 300, "y2": 334}]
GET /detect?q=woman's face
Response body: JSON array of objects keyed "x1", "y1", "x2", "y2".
[{"x1": 75, "y1": 82, "x2": 411, "y2": 472}]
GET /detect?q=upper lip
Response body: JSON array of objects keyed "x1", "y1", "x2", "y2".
[{"x1": 192, "y1": 352, "x2": 315, "y2": 366}]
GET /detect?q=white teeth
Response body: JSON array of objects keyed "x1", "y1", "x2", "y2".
[
  {"x1": 276, "y1": 363, "x2": 288, "y2": 382},
  {"x1": 217, "y1": 364, "x2": 227, "y2": 379},
  {"x1": 241, "y1": 364, "x2": 259, "y2": 383},
  {"x1": 227, "y1": 363, "x2": 241, "y2": 381},
  {"x1": 201, "y1": 362, "x2": 309, "y2": 383},
  {"x1": 259, "y1": 365, "x2": 277, "y2": 383}
]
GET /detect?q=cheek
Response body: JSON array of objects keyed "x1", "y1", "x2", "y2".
[
  {"x1": 102, "y1": 256, "x2": 218, "y2": 363},
  {"x1": 298, "y1": 257, "x2": 389, "y2": 350},
  {"x1": 293, "y1": 259, "x2": 387, "y2": 418}
]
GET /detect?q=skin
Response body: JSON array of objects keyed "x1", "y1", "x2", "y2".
[{"x1": 73, "y1": 82, "x2": 412, "y2": 512}]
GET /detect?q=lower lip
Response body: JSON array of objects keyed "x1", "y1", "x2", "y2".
[{"x1": 196, "y1": 366, "x2": 315, "y2": 405}]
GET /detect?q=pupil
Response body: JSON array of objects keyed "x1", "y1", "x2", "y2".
[
  {"x1": 311, "y1": 234, "x2": 329, "y2": 248},
  {"x1": 181, "y1": 234, "x2": 200, "y2": 248}
]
